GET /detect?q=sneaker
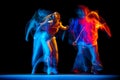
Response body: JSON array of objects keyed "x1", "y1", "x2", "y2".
[
  {"x1": 47, "y1": 68, "x2": 58, "y2": 75},
  {"x1": 72, "y1": 69, "x2": 80, "y2": 74}
]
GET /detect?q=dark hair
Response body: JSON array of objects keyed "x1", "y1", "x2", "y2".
[{"x1": 77, "y1": 5, "x2": 90, "y2": 16}]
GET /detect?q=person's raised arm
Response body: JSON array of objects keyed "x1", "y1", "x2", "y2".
[{"x1": 40, "y1": 14, "x2": 53, "y2": 26}]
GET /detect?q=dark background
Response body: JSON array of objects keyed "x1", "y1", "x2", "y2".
[{"x1": 1, "y1": 0, "x2": 119, "y2": 74}]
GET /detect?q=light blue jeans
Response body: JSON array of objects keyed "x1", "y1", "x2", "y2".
[{"x1": 73, "y1": 42, "x2": 103, "y2": 72}]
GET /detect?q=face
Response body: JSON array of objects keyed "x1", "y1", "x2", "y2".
[
  {"x1": 53, "y1": 12, "x2": 60, "y2": 20},
  {"x1": 76, "y1": 9, "x2": 85, "y2": 18}
]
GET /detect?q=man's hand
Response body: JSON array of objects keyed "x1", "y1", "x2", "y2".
[{"x1": 72, "y1": 41, "x2": 77, "y2": 46}]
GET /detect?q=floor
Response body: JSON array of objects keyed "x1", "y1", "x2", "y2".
[{"x1": 0, "y1": 74, "x2": 119, "y2": 80}]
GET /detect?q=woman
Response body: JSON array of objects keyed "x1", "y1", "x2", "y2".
[{"x1": 25, "y1": 10, "x2": 68, "y2": 74}]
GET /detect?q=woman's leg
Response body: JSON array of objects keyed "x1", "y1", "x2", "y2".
[{"x1": 48, "y1": 37, "x2": 58, "y2": 74}]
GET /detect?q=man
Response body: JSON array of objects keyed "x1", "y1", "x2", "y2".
[{"x1": 68, "y1": 5, "x2": 112, "y2": 74}]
